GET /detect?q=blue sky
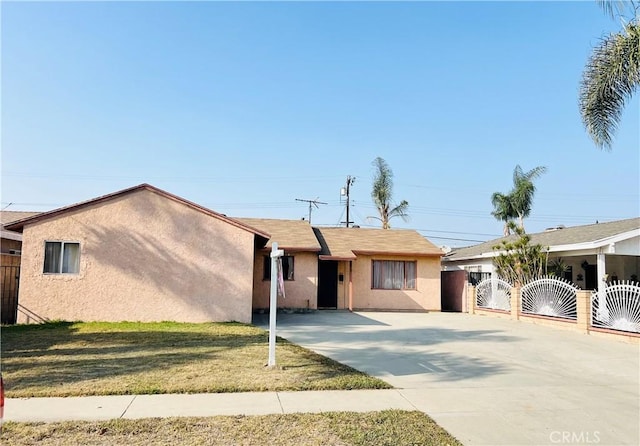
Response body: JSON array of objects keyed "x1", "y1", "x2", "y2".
[{"x1": 2, "y1": 1, "x2": 638, "y2": 247}]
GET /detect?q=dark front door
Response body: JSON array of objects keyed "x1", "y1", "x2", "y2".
[
  {"x1": 585, "y1": 264, "x2": 597, "y2": 290},
  {"x1": 318, "y1": 261, "x2": 338, "y2": 308}
]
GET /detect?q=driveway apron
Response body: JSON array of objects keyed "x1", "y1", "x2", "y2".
[{"x1": 255, "y1": 311, "x2": 639, "y2": 446}]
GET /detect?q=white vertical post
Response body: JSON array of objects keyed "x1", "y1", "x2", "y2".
[
  {"x1": 596, "y1": 251, "x2": 608, "y2": 320},
  {"x1": 268, "y1": 242, "x2": 283, "y2": 367}
]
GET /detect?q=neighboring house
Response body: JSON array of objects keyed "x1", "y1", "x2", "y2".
[
  {"x1": 1, "y1": 211, "x2": 40, "y2": 255},
  {"x1": 313, "y1": 227, "x2": 444, "y2": 311},
  {"x1": 5, "y1": 184, "x2": 270, "y2": 324},
  {"x1": 442, "y1": 218, "x2": 640, "y2": 292},
  {"x1": 236, "y1": 218, "x2": 322, "y2": 311}
]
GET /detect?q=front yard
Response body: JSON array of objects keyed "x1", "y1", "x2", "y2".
[
  {"x1": 1, "y1": 321, "x2": 390, "y2": 397},
  {"x1": 1, "y1": 321, "x2": 463, "y2": 445},
  {"x1": 3, "y1": 411, "x2": 463, "y2": 446}
]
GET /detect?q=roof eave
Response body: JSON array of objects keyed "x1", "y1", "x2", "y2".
[
  {"x1": 319, "y1": 255, "x2": 357, "y2": 261},
  {"x1": 260, "y1": 246, "x2": 322, "y2": 253}
]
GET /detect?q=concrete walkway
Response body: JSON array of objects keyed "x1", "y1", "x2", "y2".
[
  {"x1": 5, "y1": 312, "x2": 639, "y2": 446},
  {"x1": 255, "y1": 311, "x2": 640, "y2": 446},
  {"x1": 5, "y1": 389, "x2": 415, "y2": 422}
]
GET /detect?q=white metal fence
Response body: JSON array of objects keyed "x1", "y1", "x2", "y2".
[
  {"x1": 591, "y1": 281, "x2": 640, "y2": 334},
  {"x1": 473, "y1": 276, "x2": 640, "y2": 335},
  {"x1": 521, "y1": 276, "x2": 578, "y2": 320},
  {"x1": 476, "y1": 277, "x2": 511, "y2": 311}
]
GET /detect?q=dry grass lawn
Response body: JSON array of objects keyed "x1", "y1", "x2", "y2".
[
  {"x1": 1, "y1": 321, "x2": 390, "y2": 397},
  {"x1": 1, "y1": 411, "x2": 463, "y2": 446}
]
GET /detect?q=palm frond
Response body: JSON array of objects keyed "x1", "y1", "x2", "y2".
[
  {"x1": 389, "y1": 200, "x2": 410, "y2": 220},
  {"x1": 580, "y1": 21, "x2": 640, "y2": 150},
  {"x1": 596, "y1": 1, "x2": 636, "y2": 19}
]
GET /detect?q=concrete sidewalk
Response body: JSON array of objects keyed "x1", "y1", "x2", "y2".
[{"x1": 5, "y1": 389, "x2": 416, "y2": 423}]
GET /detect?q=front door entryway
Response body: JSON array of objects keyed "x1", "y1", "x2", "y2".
[{"x1": 317, "y1": 261, "x2": 338, "y2": 308}]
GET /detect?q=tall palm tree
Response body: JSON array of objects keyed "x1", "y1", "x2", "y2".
[
  {"x1": 510, "y1": 165, "x2": 547, "y2": 231},
  {"x1": 491, "y1": 191, "x2": 516, "y2": 236},
  {"x1": 580, "y1": 1, "x2": 639, "y2": 150},
  {"x1": 370, "y1": 157, "x2": 409, "y2": 229},
  {"x1": 491, "y1": 165, "x2": 546, "y2": 235}
]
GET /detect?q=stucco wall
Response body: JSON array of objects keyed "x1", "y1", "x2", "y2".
[
  {"x1": 344, "y1": 254, "x2": 441, "y2": 311},
  {"x1": 252, "y1": 251, "x2": 318, "y2": 310},
  {"x1": 17, "y1": 189, "x2": 256, "y2": 323}
]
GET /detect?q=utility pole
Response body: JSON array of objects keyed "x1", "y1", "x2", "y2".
[
  {"x1": 295, "y1": 198, "x2": 327, "y2": 224},
  {"x1": 340, "y1": 176, "x2": 355, "y2": 227}
]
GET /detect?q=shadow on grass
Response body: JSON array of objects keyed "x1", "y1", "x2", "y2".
[{"x1": 2, "y1": 322, "x2": 385, "y2": 396}]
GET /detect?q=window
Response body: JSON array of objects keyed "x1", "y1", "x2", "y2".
[
  {"x1": 44, "y1": 241, "x2": 80, "y2": 274},
  {"x1": 468, "y1": 271, "x2": 491, "y2": 286},
  {"x1": 372, "y1": 260, "x2": 416, "y2": 290},
  {"x1": 263, "y1": 255, "x2": 294, "y2": 281}
]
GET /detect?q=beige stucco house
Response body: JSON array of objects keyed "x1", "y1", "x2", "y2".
[
  {"x1": 236, "y1": 218, "x2": 322, "y2": 311},
  {"x1": 313, "y1": 227, "x2": 444, "y2": 311},
  {"x1": 6, "y1": 184, "x2": 270, "y2": 324},
  {"x1": 6, "y1": 184, "x2": 445, "y2": 323}
]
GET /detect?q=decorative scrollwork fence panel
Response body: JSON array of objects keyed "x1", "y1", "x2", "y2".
[
  {"x1": 476, "y1": 277, "x2": 512, "y2": 311},
  {"x1": 521, "y1": 277, "x2": 578, "y2": 320},
  {"x1": 591, "y1": 281, "x2": 640, "y2": 334}
]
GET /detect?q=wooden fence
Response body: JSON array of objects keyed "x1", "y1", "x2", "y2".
[{"x1": 1, "y1": 254, "x2": 21, "y2": 324}]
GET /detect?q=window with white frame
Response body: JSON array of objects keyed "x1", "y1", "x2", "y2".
[
  {"x1": 371, "y1": 260, "x2": 416, "y2": 290},
  {"x1": 44, "y1": 241, "x2": 80, "y2": 274},
  {"x1": 263, "y1": 255, "x2": 294, "y2": 281}
]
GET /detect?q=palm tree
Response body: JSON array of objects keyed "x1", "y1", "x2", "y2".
[
  {"x1": 579, "y1": 1, "x2": 639, "y2": 150},
  {"x1": 510, "y1": 165, "x2": 547, "y2": 232},
  {"x1": 491, "y1": 165, "x2": 546, "y2": 235},
  {"x1": 369, "y1": 157, "x2": 409, "y2": 229},
  {"x1": 491, "y1": 191, "x2": 516, "y2": 236}
]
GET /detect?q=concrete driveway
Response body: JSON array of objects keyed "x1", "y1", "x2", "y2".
[{"x1": 255, "y1": 311, "x2": 639, "y2": 446}]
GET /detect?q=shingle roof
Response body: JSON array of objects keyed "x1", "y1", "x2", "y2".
[
  {"x1": 444, "y1": 217, "x2": 640, "y2": 261},
  {"x1": 313, "y1": 227, "x2": 444, "y2": 260},
  {"x1": 4, "y1": 184, "x2": 271, "y2": 240},
  {"x1": 1, "y1": 211, "x2": 41, "y2": 225},
  {"x1": 1, "y1": 211, "x2": 41, "y2": 242},
  {"x1": 236, "y1": 218, "x2": 321, "y2": 252}
]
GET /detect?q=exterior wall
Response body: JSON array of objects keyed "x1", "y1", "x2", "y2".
[
  {"x1": 615, "y1": 236, "x2": 640, "y2": 256},
  {"x1": 252, "y1": 251, "x2": 318, "y2": 310},
  {"x1": 17, "y1": 189, "x2": 256, "y2": 323},
  {"x1": 349, "y1": 254, "x2": 441, "y2": 311},
  {"x1": 442, "y1": 258, "x2": 494, "y2": 273},
  {"x1": 337, "y1": 261, "x2": 349, "y2": 310}
]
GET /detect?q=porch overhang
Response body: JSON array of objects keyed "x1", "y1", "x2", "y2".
[{"x1": 319, "y1": 255, "x2": 356, "y2": 261}]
